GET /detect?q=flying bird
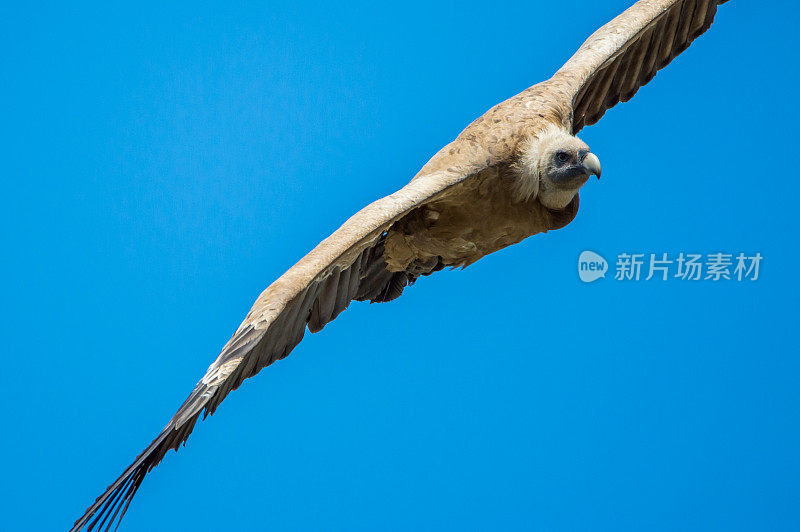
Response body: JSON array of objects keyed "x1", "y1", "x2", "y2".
[{"x1": 73, "y1": 1, "x2": 729, "y2": 529}]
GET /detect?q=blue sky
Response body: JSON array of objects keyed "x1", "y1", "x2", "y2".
[{"x1": 2, "y1": 1, "x2": 799, "y2": 530}]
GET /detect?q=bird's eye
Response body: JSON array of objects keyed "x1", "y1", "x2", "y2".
[{"x1": 556, "y1": 151, "x2": 570, "y2": 163}]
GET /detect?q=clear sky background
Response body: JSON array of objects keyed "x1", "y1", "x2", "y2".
[{"x1": 2, "y1": 1, "x2": 799, "y2": 530}]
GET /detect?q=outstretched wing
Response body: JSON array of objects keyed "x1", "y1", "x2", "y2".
[
  {"x1": 550, "y1": 0, "x2": 729, "y2": 133},
  {"x1": 71, "y1": 138, "x2": 497, "y2": 532},
  {"x1": 74, "y1": 2, "x2": 732, "y2": 529}
]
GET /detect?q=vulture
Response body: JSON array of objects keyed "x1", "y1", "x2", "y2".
[{"x1": 73, "y1": 1, "x2": 730, "y2": 529}]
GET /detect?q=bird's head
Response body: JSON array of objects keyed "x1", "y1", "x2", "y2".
[{"x1": 514, "y1": 126, "x2": 601, "y2": 209}]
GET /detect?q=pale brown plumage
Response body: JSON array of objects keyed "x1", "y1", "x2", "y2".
[{"x1": 73, "y1": 1, "x2": 729, "y2": 530}]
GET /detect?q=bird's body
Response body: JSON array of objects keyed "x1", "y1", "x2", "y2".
[
  {"x1": 364, "y1": 86, "x2": 593, "y2": 278},
  {"x1": 72, "y1": 1, "x2": 731, "y2": 530},
  {"x1": 383, "y1": 131, "x2": 581, "y2": 274},
  {"x1": 384, "y1": 165, "x2": 570, "y2": 271}
]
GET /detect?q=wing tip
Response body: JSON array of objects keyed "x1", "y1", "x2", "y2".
[{"x1": 71, "y1": 401, "x2": 206, "y2": 531}]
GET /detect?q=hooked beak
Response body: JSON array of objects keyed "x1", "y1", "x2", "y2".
[{"x1": 582, "y1": 152, "x2": 602, "y2": 179}]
